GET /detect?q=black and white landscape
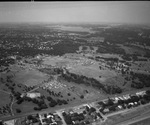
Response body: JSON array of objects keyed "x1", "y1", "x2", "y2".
[{"x1": 0, "y1": 2, "x2": 150, "y2": 125}]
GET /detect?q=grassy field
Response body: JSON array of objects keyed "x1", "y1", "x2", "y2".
[
  {"x1": 0, "y1": 55, "x2": 108, "y2": 116},
  {"x1": 41, "y1": 53, "x2": 134, "y2": 90},
  {"x1": 42, "y1": 56, "x2": 71, "y2": 66},
  {"x1": 0, "y1": 91, "x2": 11, "y2": 117},
  {"x1": 12, "y1": 101, "x2": 38, "y2": 115},
  {"x1": 12, "y1": 67, "x2": 49, "y2": 86},
  {"x1": 1, "y1": 53, "x2": 150, "y2": 118},
  {"x1": 12, "y1": 76, "x2": 108, "y2": 115},
  {"x1": 102, "y1": 104, "x2": 150, "y2": 125},
  {"x1": 0, "y1": 91, "x2": 10, "y2": 107},
  {"x1": 97, "y1": 53, "x2": 122, "y2": 59},
  {"x1": 130, "y1": 117, "x2": 150, "y2": 125},
  {"x1": 60, "y1": 80, "x2": 106, "y2": 101},
  {"x1": 69, "y1": 62, "x2": 117, "y2": 83},
  {"x1": 119, "y1": 44, "x2": 145, "y2": 55},
  {"x1": 131, "y1": 61, "x2": 150, "y2": 72}
]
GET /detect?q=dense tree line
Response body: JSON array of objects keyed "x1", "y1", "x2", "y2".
[
  {"x1": 0, "y1": 104, "x2": 11, "y2": 115},
  {"x1": 97, "y1": 44, "x2": 125, "y2": 55},
  {"x1": 130, "y1": 72, "x2": 150, "y2": 89},
  {"x1": 60, "y1": 70, "x2": 122, "y2": 94}
]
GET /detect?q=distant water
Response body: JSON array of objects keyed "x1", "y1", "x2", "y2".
[{"x1": 47, "y1": 25, "x2": 95, "y2": 33}]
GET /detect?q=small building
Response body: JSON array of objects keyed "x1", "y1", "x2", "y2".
[
  {"x1": 113, "y1": 97, "x2": 119, "y2": 104},
  {"x1": 117, "y1": 105, "x2": 122, "y2": 109},
  {"x1": 134, "y1": 102, "x2": 138, "y2": 105},
  {"x1": 103, "y1": 108, "x2": 109, "y2": 113},
  {"x1": 129, "y1": 102, "x2": 134, "y2": 106},
  {"x1": 26, "y1": 93, "x2": 41, "y2": 99},
  {"x1": 3, "y1": 119, "x2": 15, "y2": 125},
  {"x1": 123, "y1": 94, "x2": 131, "y2": 100},
  {"x1": 136, "y1": 91, "x2": 146, "y2": 97},
  {"x1": 118, "y1": 97, "x2": 124, "y2": 100}
]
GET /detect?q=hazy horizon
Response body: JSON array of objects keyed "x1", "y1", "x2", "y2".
[{"x1": 0, "y1": 2, "x2": 150, "y2": 25}]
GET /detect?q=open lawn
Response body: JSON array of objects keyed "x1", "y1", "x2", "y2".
[
  {"x1": 118, "y1": 44, "x2": 145, "y2": 55},
  {"x1": 0, "y1": 91, "x2": 10, "y2": 107},
  {"x1": 1, "y1": 53, "x2": 150, "y2": 119},
  {"x1": 131, "y1": 61, "x2": 150, "y2": 73},
  {"x1": 104, "y1": 74, "x2": 133, "y2": 90},
  {"x1": 42, "y1": 56, "x2": 71, "y2": 66},
  {"x1": 130, "y1": 117, "x2": 150, "y2": 125},
  {"x1": 102, "y1": 104, "x2": 150, "y2": 125},
  {"x1": 0, "y1": 91, "x2": 11, "y2": 117},
  {"x1": 60, "y1": 80, "x2": 106, "y2": 101},
  {"x1": 12, "y1": 101, "x2": 38, "y2": 115},
  {"x1": 69, "y1": 62, "x2": 117, "y2": 83},
  {"x1": 97, "y1": 53, "x2": 122, "y2": 59},
  {"x1": 13, "y1": 68, "x2": 49, "y2": 86}
]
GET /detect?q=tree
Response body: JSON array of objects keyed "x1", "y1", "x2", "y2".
[
  {"x1": 89, "y1": 107, "x2": 96, "y2": 114},
  {"x1": 62, "y1": 112, "x2": 67, "y2": 116},
  {"x1": 34, "y1": 107, "x2": 40, "y2": 111},
  {"x1": 107, "y1": 98, "x2": 114, "y2": 106},
  {"x1": 49, "y1": 100, "x2": 57, "y2": 107},
  {"x1": 109, "y1": 105, "x2": 116, "y2": 111},
  {"x1": 64, "y1": 115, "x2": 72, "y2": 125},
  {"x1": 28, "y1": 115, "x2": 33, "y2": 120},
  {"x1": 80, "y1": 95, "x2": 84, "y2": 99},
  {"x1": 85, "y1": 106, "x2": 90, "y2": 112},
  {"x1": 141, "y1": 99, "x2": 147, "y2": 105},
  {"x1": 118, "y1": 99, "x2": 124, "y2": 105},
  {"x1": 17, "y1": 98, "x2": 24, "y2": 104},
  {"x1": 130, "y1": 95, "x2": 140, "y2": 102},
  {"x1": 40, "y1": 104, "x2": 48, "y2": 109},
  {"x1": 16, "y1": 109, "x2": 21, "y2": 113},
  {"x1": 146, "y1": 90, "x2": 150, "y2": 96},
  {"x1": 143, "y1": 94, "x2": 150, "y2": 101},
  {"x1": 47, "y1": 96, "x2": 53, "y2": 101}
]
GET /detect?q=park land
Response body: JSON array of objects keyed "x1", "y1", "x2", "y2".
[{"x1": 1, "y1": 23, "x2": 150, "y2": 125}]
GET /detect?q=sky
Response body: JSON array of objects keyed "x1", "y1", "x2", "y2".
[{"x1": 0, "y1": 1, "x2": 150, "y2": 24}]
